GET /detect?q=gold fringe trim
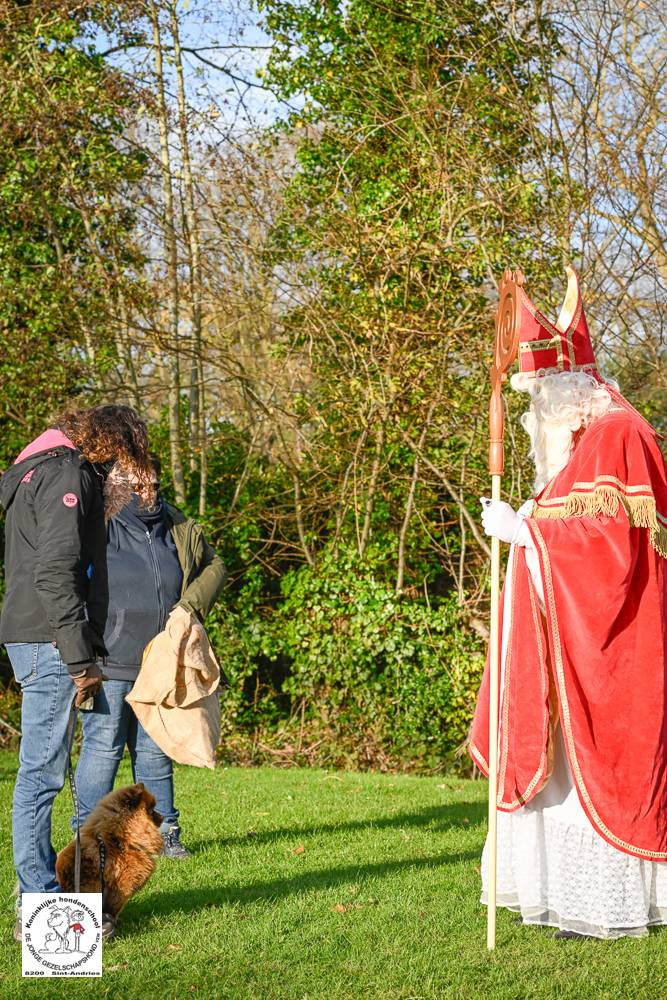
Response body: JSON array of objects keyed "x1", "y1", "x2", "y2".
[{"x1": 533, "y1": 487, "x2": 667, "y2": 559}]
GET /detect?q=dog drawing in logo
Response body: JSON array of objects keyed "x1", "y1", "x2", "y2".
[
  {"x1": 39, "y1": 931, "x2": 60, "y2": 954},
  {"x1": 39, "y1": 906, "x2": 72, "y2": 953},
  {"x1": 56, "y1": 784, "x2": 164, "y2": 924}
]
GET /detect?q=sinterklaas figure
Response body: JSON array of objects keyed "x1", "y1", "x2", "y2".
[{"x1": 472, "y1": 266, "x2": 667, "y2": 939}]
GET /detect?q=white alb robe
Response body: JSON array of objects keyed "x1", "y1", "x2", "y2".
[{"x1": 481, "y1": 532, "x2": 667, "y2": 938}]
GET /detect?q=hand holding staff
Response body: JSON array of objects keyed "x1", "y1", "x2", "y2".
[{"x1": 486, "y1": 269, "x2": 522, "y2": 950}]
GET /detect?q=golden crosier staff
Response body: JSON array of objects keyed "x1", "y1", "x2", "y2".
[{"x1": 486, "y1": 269, "x2": 522, "y2": 951}]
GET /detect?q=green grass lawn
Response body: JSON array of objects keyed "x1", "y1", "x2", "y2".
[{"x1": 0, "y1": 750, "x2": 665, "y2": 999}]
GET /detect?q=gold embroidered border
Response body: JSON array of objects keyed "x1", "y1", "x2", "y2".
[
  {"x1": 532, "y1": 482, "x2": 667, "y2": 558},
  {"x1": 472, "y1": 549, "x2": 548, "y2": 811},
  {"x1": 470, "y1": 549, "x2": 549, "y2": 810},
  {"x1": 497, "y1": 554, "x2": 516, "y2": 803},
  {"x1": 528, "y1": 557, "x2": 549, "y2": 782},
  {"x1": 530, "y1": 521, "x2": 667, "y2": 860},
  {"x1": 520, "y1": 338, "x2": 560, "y2": 354},
  {"x1": 520, "y1": 362, "x2": 599, "y2": 379},
  {"x1": 520, "y1": 291, "x2": 565, "y2": 367},
  {"x1": 470, "y1": 741, "x2": 489, "y2": 775},
  {"x1": 496, "y1": 551, "x2": 549, "y2": 810},
  {"x1": 540, "y1": 476, "x2": 558, "y2": 503},
  {"x1": 539, "y1": 475, "x2": 653, "y2": 501},
  {"x1": 565, "y1": 299, "x2": 583, "y2": 368},
  {"x1": 519, "y1": 290, "x2": 582, "y2": 369},
  {"x1": 520, "y1": 289, "x2": 562, "y2": 339}
]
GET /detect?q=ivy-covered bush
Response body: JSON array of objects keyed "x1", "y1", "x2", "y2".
[{"x1": 207, "y1": 542, "x2": 485, "y2": 773}]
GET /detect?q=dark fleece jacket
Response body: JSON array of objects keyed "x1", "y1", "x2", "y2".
[
  {"x1": 0, "y1": 430, "x2": 108, "y2": 668},
  {"x1": 100, "y1": 495, "x2": 183, "y2": 681}
]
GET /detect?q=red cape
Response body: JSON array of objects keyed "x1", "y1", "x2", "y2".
[{"x1": 470, "y1": 409, "x2": 667, "y2": 860}]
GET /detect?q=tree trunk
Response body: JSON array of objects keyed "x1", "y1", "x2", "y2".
[
  {"x1": 359, "y1": 418, "x2": 386, "y2": 557},
  {"x1": 150, "y1": 0, "x2": 185, "y2": 504},
  {"x1": 169, "y1": 1, "x2": 205, "y2": 494},
  {"x1": 197, "y1": 354, "x2": 208, "y2": 515},
  {"x1": 396, "y1": 411, "x2": 432, "y2": 595}
]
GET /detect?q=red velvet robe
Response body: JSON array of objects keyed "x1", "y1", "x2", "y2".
[{"x1": 470, "y1": 408, "x2": 667, "y2": 860}]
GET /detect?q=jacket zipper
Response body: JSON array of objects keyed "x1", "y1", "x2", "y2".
[{"x1": 146, "y1": 530, "x2": 165, "y2": 632}]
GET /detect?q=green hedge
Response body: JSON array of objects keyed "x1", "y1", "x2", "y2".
[{"x1": 208, "y1": 542, "x2": 485, "y2": 772}]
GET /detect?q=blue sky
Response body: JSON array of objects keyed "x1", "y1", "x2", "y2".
[{"x1": 96, "y1": 1, "x2": 297, "y2": 136}]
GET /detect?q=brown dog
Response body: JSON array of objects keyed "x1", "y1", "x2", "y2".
[{"x1": 56, "y1": 784, "x2": 164, "y2": 919}]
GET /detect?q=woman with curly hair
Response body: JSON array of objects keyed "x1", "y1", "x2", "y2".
[
  {"x1": 0, "y1": 403, "x2": 151, "y2": 943},
  {"x1": 73, "y1": 454, "x2": 227, "y2": 887},
  {"x1": 54, "y1": 404, "x2": 154, "y2": 515}
]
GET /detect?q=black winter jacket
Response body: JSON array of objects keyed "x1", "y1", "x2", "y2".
[{"x1": 0, "y1": 434, "x2": 108, "y2": 669}]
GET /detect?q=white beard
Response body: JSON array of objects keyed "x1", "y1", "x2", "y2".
[
  {"x1": 514, "y1": 370, "x2": 616, "y2": 495},
  {"x1": 522, "y1": 410, "x2": 575, "y2": 494}
]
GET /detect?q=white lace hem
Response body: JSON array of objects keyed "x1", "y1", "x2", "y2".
[
  {"x1": 481, "y1": 736, "x2": 667, "y2": 939},
  {"x1": 480, "y1": 893, "x2": 667, "y2": 940}
]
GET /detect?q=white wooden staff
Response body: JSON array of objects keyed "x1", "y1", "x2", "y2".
[{"x1": 486, "y1": 269, "x2": 522, "y2": 950}]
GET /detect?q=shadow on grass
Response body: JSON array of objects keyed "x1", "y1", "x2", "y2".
[
  {"x1": 119, "y1": 801, "x2": 485, "y2": 931},
  {"x1": 186, "y1": 799, "x2": 486, "y2": 854},
  {"x1": 124, "y1": 843, "x2": 479, "y2": 929}
]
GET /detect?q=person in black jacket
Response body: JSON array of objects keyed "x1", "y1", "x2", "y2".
[
  {"x1": 74, "y1": 457, "x2": 226, "y2": 870},
  {"x1": 0, "y1": 404, "x2": 152, "y2": 943}
]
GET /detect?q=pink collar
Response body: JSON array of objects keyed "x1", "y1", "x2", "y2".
[{"x1": 14, "y1": 429, "x2": 77, "y2": 464}]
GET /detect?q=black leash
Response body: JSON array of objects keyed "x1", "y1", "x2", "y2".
[
  {"x1": 96, "y1": 835, "x2": 106, "y2": 898},
  {"x1": 65, "y1": 698, "x2": 82, "y2": 894},
  {"x1": 65, "y1": 698, "x2": 106, "y2": 898}
]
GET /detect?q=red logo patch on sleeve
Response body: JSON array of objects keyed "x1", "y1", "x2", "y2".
[{"x1": 63, "y1": 493, "x2": 78, "y2": 508}]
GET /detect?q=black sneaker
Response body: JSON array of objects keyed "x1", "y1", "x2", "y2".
[
  {"x1": 102, "y1": 912, "x2": 116, "y2": 941},
  {"x1": 161, "y1": 829, "x2": 191, "y2": 860}
]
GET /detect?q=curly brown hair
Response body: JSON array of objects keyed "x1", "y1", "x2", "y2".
[{"x1": 53, "y1": 404, "x2": 152, "y2": 488}]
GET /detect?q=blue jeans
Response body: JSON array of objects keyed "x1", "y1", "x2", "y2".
[
  {"x1": 73, "y1": 679, "x2": 179, "y2": 835},
  {"x1": 7, "y1": 642, "x2": 76, "y2": 897}
]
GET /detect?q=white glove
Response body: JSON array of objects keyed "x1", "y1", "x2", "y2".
[{"x1": 480, "y1": 498, "x2": 531, "y2": 546}]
